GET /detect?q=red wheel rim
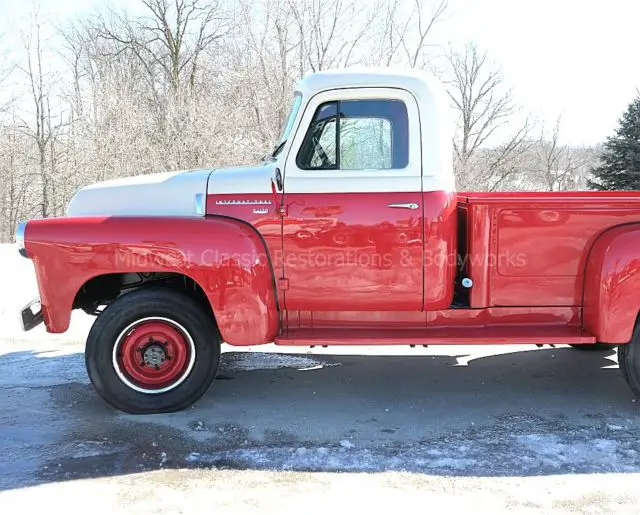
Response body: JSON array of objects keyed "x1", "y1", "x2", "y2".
[{"x1": 114, "y1": 319, "x2": 194, "y2": 392}]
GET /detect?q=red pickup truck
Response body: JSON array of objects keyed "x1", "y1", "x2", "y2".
[{"x1": 16, "y1": 69, "x2": 640, "y2": 413}]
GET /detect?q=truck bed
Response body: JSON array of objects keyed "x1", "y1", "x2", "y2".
[
  {"x1": 459, "y1": 190, "x2": 640, "y2": 204},
  {"x1": 456, "y1": 190, "x2": 640, "y2": 309}
]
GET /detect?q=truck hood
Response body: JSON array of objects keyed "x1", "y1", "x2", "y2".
[
  {"x1": 67, "y1": 164, "x2": 274, "y2": 217},
  {"x1": 67, "y1": 169, "x2": 214, "y2": 217}
]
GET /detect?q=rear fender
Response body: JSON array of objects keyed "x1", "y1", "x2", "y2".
[
  {"x1": 583, "y1": 223, "x2": 640, "y2": 344},
  {"x1": 24, "y1": 216, "x2": 279, "y2": 345}
]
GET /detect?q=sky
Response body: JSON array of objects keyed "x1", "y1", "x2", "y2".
[
  {"x1": 1, "y1": 0, "x2": 639, "y2": 146},
  {"x1": 442, "y1": 0, "x2": 640, "y2": 145}
]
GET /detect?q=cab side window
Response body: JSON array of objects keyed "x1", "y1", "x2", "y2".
[{"x1": 297, "y1": 99, "x2": 409, "y2": 171}]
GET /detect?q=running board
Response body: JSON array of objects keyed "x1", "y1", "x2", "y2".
[{"x1": 274, "y1": 326, "x2": 597, "y2": 346}]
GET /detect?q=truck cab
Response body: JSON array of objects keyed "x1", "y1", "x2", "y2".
[
  {"x1": 206, "y1": 70, "x2": 457, "y2": 316},
  {"x1": 16, "y1": 69, "x2": 640, "y2": 413}
]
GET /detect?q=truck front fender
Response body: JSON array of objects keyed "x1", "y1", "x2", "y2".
[
  {"x1": 24, "y1": 216, "x2": 279, "y2": 345},
  {"x1": 583, "y1": 223, "x2": 640, "y2": 344}
]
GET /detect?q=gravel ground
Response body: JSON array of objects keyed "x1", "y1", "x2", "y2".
[{"x1": 1, "y1": 244, "x2": 640, "y2": 513}]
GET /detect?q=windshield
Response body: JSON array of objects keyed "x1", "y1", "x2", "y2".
[{"x1": 274, "y1": 93, "x2": 302, "y2": 152}]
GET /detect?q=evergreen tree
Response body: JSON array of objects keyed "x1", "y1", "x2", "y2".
[{"x1": 589, "y1": 95, "x2": 640, "y2": 190}]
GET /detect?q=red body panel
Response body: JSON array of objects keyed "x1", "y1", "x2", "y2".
[
  {"x1": 281, "y1": 191, "x2": 423, "y2": 311},
  {"x1": 426, "y1": 306, "x2": 582, "y2": 328},
  {"x1": 460, "y1": 192, "x2": 640, "y2": 309},
  {"x1": 208, "y1": 190, "x2": 457, "y2": 313},
  {"x1": 423, "y1": 190, "x2": 458, "y2": 310},
  {"x1": 283, "y1": 306, "x2": 580, "y2": 330},
  {"x1": 583, "y1": 224, "x2": 640, "y2": 344},
  {"x1": 206, "y1": 194, "x2": 284, "y2": 307},
  {"x1": 275, "y1": 325, "x2": 595, "y2": 346},
  {"x1": 204, "y1": 189, "x2": 640, "y2": 344},
  {"x1": 23, "y1": 188, "x2": 640, "y2": 347},
  {"x1": 24, "y1": 216, "x2": 278, "y2": 345},
  {"x1": 284, "y1": 310, "x2": 426, "y2": 329}
]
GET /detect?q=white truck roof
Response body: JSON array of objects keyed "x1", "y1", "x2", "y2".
[
  {"x1": 296, "y1": 67, "x2": 455, "y2": 192},
  {"x1": 297, "y1": 67, "x2": 448, "y2": 101}
]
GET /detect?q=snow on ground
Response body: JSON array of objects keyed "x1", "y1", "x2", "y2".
[
  {"x1": 0, "y1": 244, "x2": 40, "y2": 333},
  {"x1": 3, "y1": 469, "x2": 640, "y2": 515},
  {"x1": 0, "y1": 244, "x2": 94, "y2": 341}
]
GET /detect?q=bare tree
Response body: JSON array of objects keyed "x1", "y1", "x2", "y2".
[
  {"x1": 444, "y1": 43, "x2": 530, "y2": 189},
  {"x1": 5, "y1": 0, "x2": 596, "y2": 241},
  {"x1": 474, "y1": 129, "x2": 532, "y2": 191},
  {"x1": 96, "y1": 0, "x2": 230, "y2": 92},
  {"x1": 0, "y1": 34, "x2": 26, "y2": 239},
  {"x1": 402, "y1": 0, "x2": 448, "y2": 68},
  {"x1": 16, "y1": 7, "x2": 67, "y2": 218},
  {"x1": 225, "y1": 0, "x2": 301, "y2": 150},
  {"x1": 531, "y1": 118, "x2": 592, "y2": 191},
  {"x1": 287, "y1": 0, "x2": 379, "y2": 71},
  {"x1": 0, "y1": 118, "x2": 31, "y2": 240},
  {"x1": 367, "y1": 0, "x2": 448, "y2": 67},
  {"x1": 82, "y1": 0, "x2": 234, "y2": 170},
  {"x1": 0, "y1": 35, "x2": 16, "y2": 114}
]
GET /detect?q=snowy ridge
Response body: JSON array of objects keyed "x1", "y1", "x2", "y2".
[{"x1": 181, "y1": 413, "x2": 640, "y2": 475}]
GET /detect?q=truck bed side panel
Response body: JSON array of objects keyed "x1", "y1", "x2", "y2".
[{"x1": 460, "y1": 192, "x2": 640, "y2": 308}]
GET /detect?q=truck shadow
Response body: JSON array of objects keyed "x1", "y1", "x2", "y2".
[{"x1": 1, "y1": 345, "x2": 638, "y2": 490}]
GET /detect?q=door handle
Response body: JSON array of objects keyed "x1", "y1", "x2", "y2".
[{"x1": 387, "y1": 203, "x2": 419, "y2": 210}]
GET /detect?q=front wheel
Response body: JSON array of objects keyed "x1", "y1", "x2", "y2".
[{"x1": 85, "y1": 288, "x2": 220, "y2": 414}]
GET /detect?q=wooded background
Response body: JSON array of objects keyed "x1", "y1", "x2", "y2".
[{"x1": 0, "y1": 0, "x2": 601, "y2": 242}]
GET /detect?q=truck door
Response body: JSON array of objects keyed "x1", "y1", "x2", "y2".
[{"x1": 281, "y1": 88, "x2": 423, "y2": 311}]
